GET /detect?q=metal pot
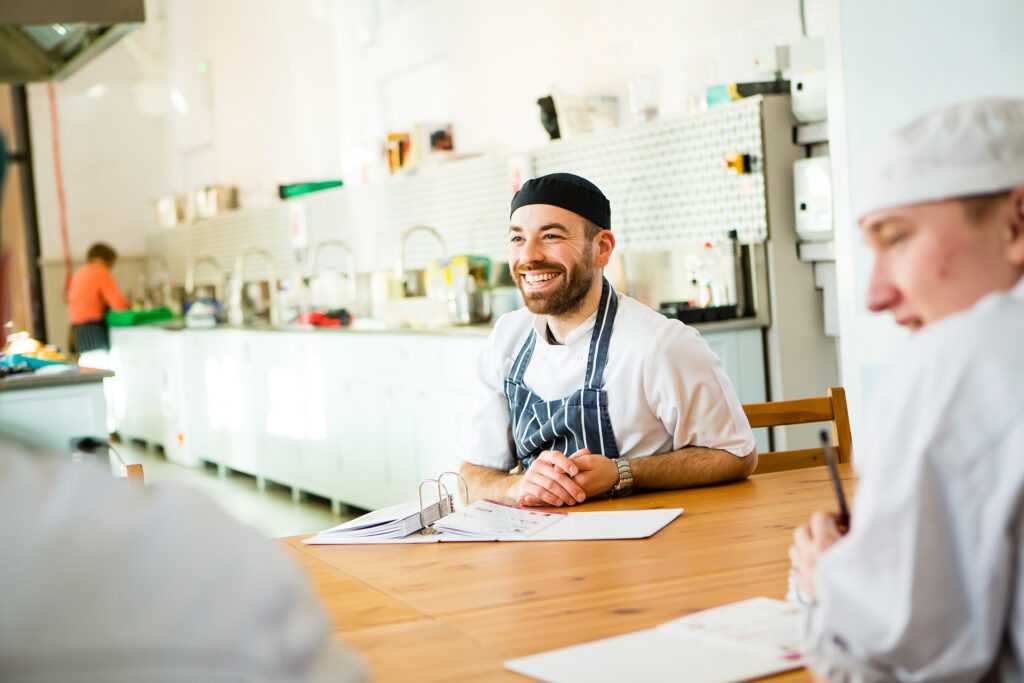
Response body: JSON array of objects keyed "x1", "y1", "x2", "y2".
[
  {"x1": 155, "y1": 194, "x2": 187, "y2": 228},
  {"x1": 194, "y1": 185, "x2": 239, "y2": 219}
]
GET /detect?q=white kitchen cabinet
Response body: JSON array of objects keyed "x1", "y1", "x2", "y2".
[
  {"x1": 320, "y1": 335, "x2": 399, "y2": 508},
  {"x1": 175, "y1": 330, "x2": 217, "y2": 467},
  {"x1": 157, "y1": 330, "x2": 196, "y2": 466},
  {"x1": 109, "y1": 323, "x2": 767, "y2": 510},
  {"x1": 306, "y1": 333, "x2": 480, "y2": 510},
  {"x1": 192, "y1": 329, "x2": 263, "y2": 477},
  {"x1": 248, "y1": 331, "x2": 304, "y2": 486},
  {"x1": 414, "y1": 338, "x2": 481, "y2": 481},
  {"x1": 109, "y1": 327, "x2": 166, "y2": 445},
  {"x1": 701, "y1": 327, "x2": 769, "y2": 453}
]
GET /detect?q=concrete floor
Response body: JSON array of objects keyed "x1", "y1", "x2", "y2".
[{"x1": 118, "y1": 442, "x2": 355, "y2": 538}]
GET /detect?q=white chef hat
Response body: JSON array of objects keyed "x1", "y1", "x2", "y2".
[{"x1": 855, "y1": 97, "x2": 1024, "y2": 220}]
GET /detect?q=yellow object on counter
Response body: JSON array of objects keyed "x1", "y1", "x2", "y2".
[{"x1": 4, "y1": 331, "x2": 67, "y2": 361}]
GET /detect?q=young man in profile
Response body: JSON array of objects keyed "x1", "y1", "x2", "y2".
[{"x1": 791, "y1": 98, "x2": 1024, "y2": 681}]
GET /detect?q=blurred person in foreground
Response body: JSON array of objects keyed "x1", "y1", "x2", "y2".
[
  {"x1": 0, "y1": 445, "x2": 367, "y2": 682},
  {"x1": 790, "y1": 98, "x2": 1024, "y2": 680},
  {"x1": 67, "y1": 241, "x2": 130, "y2": 367}
]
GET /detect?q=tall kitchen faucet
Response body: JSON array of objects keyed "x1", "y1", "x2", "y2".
[
  {"x1": 310, "y1": 239, "x2": 358, "y2": 304},
  {"x1": 186, "y1": 254, "x2": 226, "y2": 298},
  {"x1": 396, "y1": 225, "x2": 447, "y2": 297}
]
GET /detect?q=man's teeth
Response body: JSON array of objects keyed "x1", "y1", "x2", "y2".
[{"x1": 524, "y1": 273, "x2": 558, "y2": 284}]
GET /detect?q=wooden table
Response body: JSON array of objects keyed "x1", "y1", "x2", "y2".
[{"x1": 283, "y1": 464, "x2": 855, "y2": 681}]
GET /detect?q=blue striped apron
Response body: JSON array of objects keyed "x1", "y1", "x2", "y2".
[{"x1": 504, "y1": 277, "x2": 621, "y2": 468}]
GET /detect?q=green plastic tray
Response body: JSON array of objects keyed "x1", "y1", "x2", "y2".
[{"x1": 106, "y1": 307, "x2": 175, "y2": 327}]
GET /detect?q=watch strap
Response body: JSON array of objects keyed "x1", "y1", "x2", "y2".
[{"x1": 612, "y1": 458, "x2": 634, "y2": 497}]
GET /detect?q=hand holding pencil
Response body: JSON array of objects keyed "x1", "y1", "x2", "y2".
[{"x1": 787, "y1": 431, "x2": 850, "y2": 600}]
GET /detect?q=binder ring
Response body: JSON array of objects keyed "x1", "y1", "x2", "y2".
[
  {"x1": 417, "y1": 472, "x2": 469, "y2": 535},
  {"x1": 438, "y1": 471, "x2": 469, "y2": 509},
  {"x1": 418, "y1": 478, "x2": 441, "y2": 534}
]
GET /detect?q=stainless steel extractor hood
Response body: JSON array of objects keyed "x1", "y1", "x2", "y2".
[{"x1": 0, "y1": 0, "x2": 145, "y2": 82}]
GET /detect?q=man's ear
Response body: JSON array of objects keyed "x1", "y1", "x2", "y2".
[
  {"x1": 1007, "y1": 185, "x2": 1024, "y2": 268},
  {"x1": 593, "y1": 230, "x2": 616, "y2": 268}
]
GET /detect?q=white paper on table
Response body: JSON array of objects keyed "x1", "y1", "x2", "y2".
[
  {"x1": 304, "y1": 504, "x2": 683, "y2": 545},
  {"x1": 526, "y1": 508, "x2": 682, "y2": 541},
  {"x1": 504, "y1": 598, "x2": 804, "y2": 683},
  {"x1": 659, "y1": 596, "x2": 803, "y2": 654}
]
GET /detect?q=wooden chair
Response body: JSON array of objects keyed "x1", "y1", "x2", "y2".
[
  {"x1": 107, "y1": 444, "x2": 145, "y2": 485},
  {"x1": 743, "y1": 386, "x2": 853, "y2": 474}
]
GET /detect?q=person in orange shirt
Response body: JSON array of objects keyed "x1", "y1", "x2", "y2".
[{"x1": 67, "y1": 242, "x2": 130, "y2": 362}]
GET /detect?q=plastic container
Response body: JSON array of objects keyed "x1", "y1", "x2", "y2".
[{"x1": 106, "y1": 307, "x2": 175, "y2": 327}]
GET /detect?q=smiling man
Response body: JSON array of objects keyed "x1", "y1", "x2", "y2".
[
  {"x1": 459, "y1": 173, "x2": 756, "y2": 507},
  {"x1": 790, "y1": 98, "x2": 1024, "y2": 680}
]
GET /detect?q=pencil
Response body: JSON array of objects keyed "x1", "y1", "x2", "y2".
[{"x1": 820, "y1": 429, "x2": 850, "y2": 531}]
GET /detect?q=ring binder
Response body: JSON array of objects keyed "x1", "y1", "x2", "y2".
[
  {"x1": 417, "y1": 471, "x2": 469, "y2": 535},
  {"x1": 304, "y1": 474, "x2": 683, "y2": 546}
]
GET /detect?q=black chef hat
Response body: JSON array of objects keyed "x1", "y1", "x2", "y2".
[{"x1": 510, "y1": 173, "x2": 611, "y2": 229}]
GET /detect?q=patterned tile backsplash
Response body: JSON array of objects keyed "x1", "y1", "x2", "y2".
[{"x1": 146, "y1": 97, "x2": 769, "y2": 284}]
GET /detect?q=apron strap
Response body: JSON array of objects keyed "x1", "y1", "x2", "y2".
[
  {"x1": 508, "y1": 329, "x2": 537, "y2": 384},
  {"x1": 508, "y1": 277, "x2": 618, "y2": 390},
  {"x1": 582, "y1": 278, "x2": 618, "y2": 391}
]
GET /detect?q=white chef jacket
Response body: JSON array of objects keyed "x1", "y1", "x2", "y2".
[
  {"x1": 803, "y1": 277, "x2": 1024, "y2": 682},
  {"x1": 0, "y1": 443, "x2": 366, "y2": 683},
  {"x1": 463, "y1": 291, "x2": 756, "y2": 470}
]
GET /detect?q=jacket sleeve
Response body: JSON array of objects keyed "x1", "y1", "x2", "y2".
[
  {"x1": 642, "y1": 321, "x2": 755, "y2": 458},
  {"x1": 99, "y1": 268, "x2": 130, "y2": 311}
]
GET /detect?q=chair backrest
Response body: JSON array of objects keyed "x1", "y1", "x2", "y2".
[
  {"x1": 106, "y1": 443, "x2": 144, "y2": 485},
  {"x1": 742, "y1": 386, "x2": 852, "y2": 474}
]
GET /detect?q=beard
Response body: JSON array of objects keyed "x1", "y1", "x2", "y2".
[{"x1": 516, "y1": 245, "x2": 596, "y2": 317}]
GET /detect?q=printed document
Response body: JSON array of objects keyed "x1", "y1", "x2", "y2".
[{"x1": 505, "y1": 597, "x2": 804, "y2": 683}]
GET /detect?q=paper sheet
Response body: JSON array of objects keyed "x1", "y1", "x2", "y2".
[
  {"x1": 659, "y1": 596, "x2": 803, "y2": 655},
  {"x1": 526, "y1": 508, "x2": 682, "y2": 541},
  {"x1": 505, "y1": 598, "x2": 803, "y2": 683}
]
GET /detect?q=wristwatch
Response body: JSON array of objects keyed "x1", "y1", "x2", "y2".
[{"x1": 611, "y1": 458, "x2": 634, "y2": 497}]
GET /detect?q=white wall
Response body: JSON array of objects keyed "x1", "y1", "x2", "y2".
[
  {"x1": 28, "y1": 43, "x2": 169, "y2": 261},
  {"x1": 826, "y1": 0, "x2": 1024, "y2": 438},
  {"x1": 28, "y1": 0, "x2": 344, "y2": 266},
  {"x1": 161, "y1": 0, "x2": 342, "y2": 201},
  {"x1": 333, "y1": 0, "x2": 825, "y2": 177}
]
